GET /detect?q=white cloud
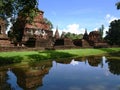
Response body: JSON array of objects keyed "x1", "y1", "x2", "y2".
[
  {"x1": 65, "y1": 24, "x2": 84, "y2": 34},
  {"x1": 52, "y1": 23, "x2": 86, "y2": 36},
  {"x1": 91, "y1": 14, "x2": 119, "y2": 37},
  {"x1": 93, "y1": 27, "x2": 99, "y2": 31},
  {"x1": 106, "y1": 14, "x2": 119, "y2": 23},
  {"x1": 102, "y1": 14, "x2": 120, "y2": 37},
  {"x1": 70, "y1": 59, "x2": 79, "y2": 66}
]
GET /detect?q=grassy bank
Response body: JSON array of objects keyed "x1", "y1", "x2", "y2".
[{"x1": 0, "y1": 48, "x2": 120, "y2": 62}]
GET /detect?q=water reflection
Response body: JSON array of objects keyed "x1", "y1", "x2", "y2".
[
  {"x1": 12, "y1": 60, "x2": 52, "y2": 90},
  {"x1": 6, "y1": 68, "x2": 23, "y2": 90},
  {"x1": 0, "y1": 55, "x2": 120, "y2": 90},
  {"x1": 87, "y1": 56, "x2": 103, "y2": 67},
  {"x1": 0, "y1": 60, "x2": 52, "y2": 90},
  {"x1": 70, "y1": 59, "x2": 79, "y2": 66},
  {"x1": 37, "y1": 56, "x2": 120, "y2": 90},
  {"x1": 106, "y1": 59, "x2": 120, "y2": 75}
]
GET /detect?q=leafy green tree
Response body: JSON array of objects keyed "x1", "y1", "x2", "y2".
[
  {"x1": 98, "y1": 25, "x2": 104, "y2": 38},
  {"x1": 64, "y1": 32, "x2": 83, "y2": 40},
  {"x1": 0, "y1": 0, "x2": 38, "y2": 41},
  {"x1": 105, "y1": 19, "x2": 120, "y2": 45},
  {"x1": 116, "y1": 1, "x2": 120, "y2": 9},
  {"x1": 1, "y1": 0, "x2": 53, "y2": 46},
  {"x1": 0, "y1": 0, "x2": 38, "y2": 19},
  {"x1": 44, "y1": 18, "x2": 53, "y2": 30}
]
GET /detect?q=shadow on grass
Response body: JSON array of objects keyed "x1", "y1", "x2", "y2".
[
  {"x1": 0, "y1": 56, "x2": 23, "y2": 66},
  {"x1": 27, "y1": 50, "x2": 76, "y2": 61},
  {"x1": 99, "y1": 48, "x2": 120, "y2": 57},
  {"x1": 109, "y1": 51, "x2": 120, "y2": 57}
]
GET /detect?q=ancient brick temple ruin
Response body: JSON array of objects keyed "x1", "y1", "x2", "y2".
[
  {"x1": 73, "y1": 30, "x2": 108, "y2": 48},
  {"x1": 88, "y1": 31, "x2": 102, "y2": 45},
  {"x1": 87, "y1": 31, "x2": 108, "y2": 48},
  {"x1": 53, "y1": 28, "x2": 75, "y2": 49},
  {"x1": 0, "y1": 18, "x2": 13, "y2": 47},
  {"x1": 0, "y1": 8, "x2": 108, "y2": 49},
  {"x1": 18, "y1": 9, "x2": 53, "y2": 48}
]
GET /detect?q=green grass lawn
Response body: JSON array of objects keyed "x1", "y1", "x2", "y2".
[{"x1": 0, "y1": 48, "x2": 120, "y2": 62}]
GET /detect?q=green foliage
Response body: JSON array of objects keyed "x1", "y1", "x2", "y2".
[
  {"x1": 44, "y1": 18, "x2": 53, "y2": 30},
  {"x1": 64, "y1": 32, "x2": 83, "y2": 40},
  {"x1": 105, "y1": 19, "x2": 120, "y2": 45},
  {"x1": 116, "y1": 2, "x2": 120, "y2": 10},
  {"x1": 98, "y1": 25, "x2": 104, "y2": 38},
  {"x1": 1, "y1": 0, "x2": 38, "y2": 45},
  {"x1": 0, "y1": 0, "x2": 38, "y2": 19},
  {"x1": 8, "y1": 30, "x2": 14, "y2": 41},
  {"x1": 0, "y1": 0, "x2": 14, "y2": 18}
]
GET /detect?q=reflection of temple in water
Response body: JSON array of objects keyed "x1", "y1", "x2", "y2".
[
  {"x1": 87, "y1": 56, "x2": 103, "y2": 67},
  {"x1": 0, "y1": 60, "x2": 52, "y2": 90},
  {"x1": 1, "y1": 56, "x2": 120, "y2": 90},
  {"x1": 55, "y1": 58, "x2": 72, "y2": 64},
  {"x1": 55, "y1": 56, "x2": 104, "y2": 67},
  {"x1": 12, "y1": 61, "x2": 52, "y2": 90}
]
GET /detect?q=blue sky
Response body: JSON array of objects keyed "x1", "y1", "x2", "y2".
[{"x1": 38, "y1": 0, "x2": 120, "y2": 35}]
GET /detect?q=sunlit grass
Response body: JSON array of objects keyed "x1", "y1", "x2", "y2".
[
  {"x1": 57, "y1": 48, "x2": 120, "y2": 56},
  {"x1": 0, "y1": 48, "x2": 120, "y2": 61},
  {"x1": 0, "y1": 51, "x2": 39, "y2": 57}
]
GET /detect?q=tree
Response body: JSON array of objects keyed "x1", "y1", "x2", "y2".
[
  {"x1": 98, "y1": 25, "x2": 104, "y2": 38},
  {"x1": 44, "y1": 18, "x2": 53, "y2": 30},
  {"x1": 104, "y1": 19, "x2": 120, "y2": 45},
  {"x1": 0, "y1": 0, "x2": 38, "y2": 19},
  {"x1": 64, "y1": 32, "x2": 83, "y2": 40},
  {"x1": 0, "y1": 0, "x2": 38, "y2": 36},
  {"x1": 116, "y1": 1, "x2": 120, "y2": 9},
  {"x1": 83, "y1": 29, "x2": 88, "y2": 40}
]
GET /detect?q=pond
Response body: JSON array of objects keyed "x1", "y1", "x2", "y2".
[{"x1": 0, "y1": 56, "x2": 120, "y2": 90}]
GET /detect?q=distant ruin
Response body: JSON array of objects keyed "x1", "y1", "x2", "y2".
[
  {"x1": 0, "y1": 8, "x2": 108, "y2": 50},
  {"x1": 73, "y1": 30, "x2": 108, "y2": 48},
  {"x1": 53, "y1": 28, "x2": 75, "y2": 49},
  {"x1": 18, "y1": 9, "x2": 53, "y2": 48}
]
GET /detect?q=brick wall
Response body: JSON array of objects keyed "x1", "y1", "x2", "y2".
[{"x1": 0, "y1": 39, "x2": 13, "y2": 47}]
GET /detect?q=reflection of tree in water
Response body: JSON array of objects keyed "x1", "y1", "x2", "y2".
[
  {"x1": 87, "y1": 56, "x2": 103, "y2": 67},
  {"x1": 106, "y1": 60, "x2": 120, "y2": 75},
  {"x1": 6, "y1": 69, "x2": 23, "y2": 90}
]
